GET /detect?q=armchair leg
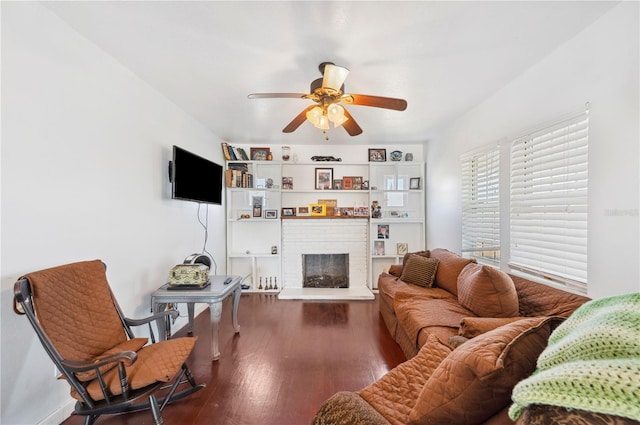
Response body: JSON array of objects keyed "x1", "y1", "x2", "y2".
[{"x1": 149, "y1": 394, "x2": 164, "y2": 425}]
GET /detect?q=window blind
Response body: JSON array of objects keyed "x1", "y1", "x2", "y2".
[
  {"x1": 461, "y1": 145, "x2": 500, "y2": 265},
  {"x1": 510, "y1": 111, "x2": 589, "y2": 291}
]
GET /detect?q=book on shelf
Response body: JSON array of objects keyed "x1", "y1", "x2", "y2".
[{"x1": 221, "y1": 142, "x2": 232, "y2": 161}]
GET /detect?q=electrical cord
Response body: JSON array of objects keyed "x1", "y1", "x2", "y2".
[{"x1": 197, "y1": 203, "x2": 217, "y2": 275}]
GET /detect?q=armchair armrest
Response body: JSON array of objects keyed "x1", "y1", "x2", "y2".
[
  {"x1": 61, "y1": 351, "x2": 137, "y2": 373},
  {"x1": 125, "y1": 309, "x2": 179, "y2": 327}
]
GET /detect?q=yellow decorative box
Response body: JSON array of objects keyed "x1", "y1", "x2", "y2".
[{"x1": 169, "y1": 264, "x2": 210, "y2": 287}]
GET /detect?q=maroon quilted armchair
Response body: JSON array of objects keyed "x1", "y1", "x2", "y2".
[{"x1": 13, "y1": 260, "x2": 204, "y2": 425}]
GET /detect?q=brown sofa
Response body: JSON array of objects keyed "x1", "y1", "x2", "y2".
[{"x1": 312, "y1": 248, "x2": 591, "y2": 425}]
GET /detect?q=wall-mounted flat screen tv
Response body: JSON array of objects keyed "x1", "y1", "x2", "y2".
[{"x1": 170, "y1": 145, "x2": 223, "y2": 205}]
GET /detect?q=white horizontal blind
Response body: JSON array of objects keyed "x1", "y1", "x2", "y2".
[
  {"x1": 461, "y1": 145, "x2": 500, "y2": 265},
  {"x1": 510, "y1": 111, "x2": 589, "y2": 291}
]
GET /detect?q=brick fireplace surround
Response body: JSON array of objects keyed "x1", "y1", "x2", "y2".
[{"x1": 278, "y1": 220, "x2": 375, "y2": 300}]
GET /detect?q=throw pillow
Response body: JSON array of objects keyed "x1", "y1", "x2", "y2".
[
  {"x1": 457, "y1": 263, "x2": 519, "y2": 317},
  {"x1": 458, "y1": 317, "x2": 524, "y2": 339},
  {"x1": 407, "y1": 316, "x2": 563, "y2": 425},
  {"x1": 402, "y1": 250, "x2": 430, "y2": 268},
  {"x1": 429, "y1": 248, "x2": 476, "y2": 296},
  {"x1": 400, "y1": 255, "x2": 439, "y2": 288}
]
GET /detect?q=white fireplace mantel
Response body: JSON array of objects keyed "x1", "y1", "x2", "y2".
[{"x1": 278, "y1": 219, "x2": 374, "y2": 300}]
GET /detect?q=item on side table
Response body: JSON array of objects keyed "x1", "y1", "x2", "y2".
[{"x1": 169, "y1": 264, "x2": 210, "y2": 289}]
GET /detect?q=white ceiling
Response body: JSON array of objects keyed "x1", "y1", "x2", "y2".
[{"x1": 44, "y1": 1, "x2": 617, "y2": 146}]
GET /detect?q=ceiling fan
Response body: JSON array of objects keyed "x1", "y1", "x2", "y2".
[{"x1": 248, "y1": 62, "x2": 407, "y2": 136}]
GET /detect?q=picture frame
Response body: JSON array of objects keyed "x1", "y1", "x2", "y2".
[
  {"x1": 333, "y1": 179, "x2": 343, "y2": 190},
  {"x1": 253, "y1": 206, "x2": 262, "y2": 217},
  {"x1": 397, "y1": 243, "x2": 408, "y2": 255},
  {"x1": 315, "y1": 168, "x2": 333, "y2": 190},
  {"x1": 342, "y1": 176, "x2": 353, "y2": 190},
  {"x1": 282, "y1": 207, "x2": 296, "y2": 217},
  {"x1": 265, "y1": 210, "x2": 278, "y2": 219},
  {"x1": 374, "y1": 240, "x2": 385, "y2": 255},
  {"x1": 282, "y1": 176, "x2": 293, "y2": 190},
  {"x1": 352, "y1": 176, "x2": 363, "y2": 190},
  {"x1": 340, "y1": 207, "x2": 354, "y2": 217},
  {"x1": 410, "y1": 177, "x2": 421, "y2": 189},
  {"x1": 368, "y1": 148, "x2": 387, "y2": 162},
  {"x1": 297, "y1": 206, "x2": 310, "y2": 216},
  {"x1": 250, "y1": 147, "x2": 270, "y2": 161},
  {"x1": 310, "y1": 203, "x2": 327, "y2": 216},
  {"x1": 354, "y1": 206, "x2": 369, "y2": 217},
  {"x1": 318, "y1": 199, "x2": 337, "y2": 216},
  {"x1": 377, "y1": 224, "x2": 390, "y2": 239}
]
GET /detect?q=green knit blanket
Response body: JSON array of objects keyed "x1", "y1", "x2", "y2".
[{"x1": 509, "y1": 292, "x2": 640, "y2": 421}]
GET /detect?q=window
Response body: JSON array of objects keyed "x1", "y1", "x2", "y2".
[
  {"x1": 510, "y1": 110, "x2": 589, "y2": 292},
  {"x1": 461, "y1": 145, "x2": 500, "y2": 265}
]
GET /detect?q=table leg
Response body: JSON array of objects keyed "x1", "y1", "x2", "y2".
[
  {"x1": 231, "y1": 286, "x2": 241, "y2": 333},
  {"x1": 153, "y1": 302, "x2": 169, "y2": 341},
  {"x1": 209, "y1": 301, "x2": 222, "y2": 361},
  {"x1": 187, "y1": 303, "x2": 195, "y2": 335}
]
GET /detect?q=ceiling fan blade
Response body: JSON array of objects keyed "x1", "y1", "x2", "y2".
[
  {"x1": 322, "y1": 64, "x2": 349, "y2": 93},
  {"x1": 248, "y1": 93, "x2": 308, "y2": 99},
  {"x1": 341, "y1": 108, "x2": 363, "y2": 136},
  {"x1": 344, "y1": 94, "x2": 407, "y2": 111},
  {"x1": 283, "y1": 106, "x2": 316, "y2": 133}
]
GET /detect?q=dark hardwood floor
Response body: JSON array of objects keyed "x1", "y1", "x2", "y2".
[{"x1": 61, "y1": 294, "x2": 406, "y2": 425}]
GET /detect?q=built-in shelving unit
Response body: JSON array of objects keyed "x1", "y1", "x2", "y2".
[{"x1": 224, "y1": 156, "x2": 425, "y2": 293}]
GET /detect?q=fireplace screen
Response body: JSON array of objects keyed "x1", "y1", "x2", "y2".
[{"x1": 302, "y1": 254, "x2": 349, "y2": 288}]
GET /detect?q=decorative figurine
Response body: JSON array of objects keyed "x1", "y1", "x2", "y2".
[
  {"x1": 258, "y1": 277, "x2": 263, "y2": 290},
  {"x1": 371, "y1": 201, "x2": 382, "y2": 219}
]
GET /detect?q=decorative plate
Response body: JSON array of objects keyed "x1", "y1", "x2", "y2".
[{"x1": 390, "y1": 150, "x2": 403, "y2": 161}]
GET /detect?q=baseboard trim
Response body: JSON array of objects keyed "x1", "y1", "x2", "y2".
[
  {"x1": 38, "y1": 399, "x2": 75, "y2": 425},
  {"x1": 278, "y1": 287, "x2": 375, "y2": 300}
]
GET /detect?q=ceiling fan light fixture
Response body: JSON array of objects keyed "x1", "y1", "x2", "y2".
[
  {"x1": 327, "y1": 103, "x2": 348, "y2": 128},
  {"x1": 322, "y1": 64, "x2": 349, "y2": 94}
]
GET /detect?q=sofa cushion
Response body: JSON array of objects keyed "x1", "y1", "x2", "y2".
[
  {"x1": 312, "y1": 391, "x2": 391, "y2": 425},
  {"x1": 359, "y1": 334, "x2": 452, "y2": 425},
  {"x1": 458, "y1": 317, "x2": 524, "y2": 339},
  {"x1": 400, "y1": 255, "x2": 439, "y2": 288},
  {"x1": 402, "y1": 250, "x2": 430, "y2": 268},
  {"x1": 429, "y1": 248, "x2": 476, "y2": 296},
  {"x1": 457, "y1": 263, "x2": 519, "y2": 317},
  {"x1": 407, "y1": 316, "x2": 563, "y2": 425}
]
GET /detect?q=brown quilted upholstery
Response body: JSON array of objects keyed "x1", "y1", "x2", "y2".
[
  {"x1": 72, "y1": 337, "x2": 196, "y2": 401},
  {"x1": 516, "y1": 404, "x2": 640, "y2": 425},
  {"x1": 25, "y1": 260, "x2": 128, "y2": 361},
  {"x1": 429, "y1": 248, "x2": 476, "y2": 295},
  {"x1": 394, "y1": 291, "x2": 475, "y2": 348},
  {"x1": 24, "y1": 260, "x2": 197, "y2": 403},
  {"x1": 359, "y1": 335, "x2": 452, "y2": 425},
  {"x1": 312, "y1": 392, "x2": 391, "y2": 425},
  {"x1": 510, "y1": 274, "x2": 590, "y2": 317},
  {"x1": 457, "y1": 263, "x2": 519, "y2": 317},
  {"x1": 459, "y1": 317, "x2": 524, "y2": 339},
  {"x1": 408, "y1": 316, "x2": 564, "y2": 425}
]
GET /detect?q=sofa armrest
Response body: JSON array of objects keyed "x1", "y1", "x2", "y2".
[
  {"x1": 388, "y1": 264, "x2": 403, "y2": 277},
  {"x1": 312, "y1": 391, "x2": 390, "y2": 425}
]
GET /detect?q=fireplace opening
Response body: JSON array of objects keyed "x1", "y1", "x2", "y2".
[{"x1": 302, "y1": 254, "x2": 349, "y2": 288}]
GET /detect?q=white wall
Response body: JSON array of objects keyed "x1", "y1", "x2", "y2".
[
  {"x1": 425, "y1": 2, "x2": 639, "y2": 299},
  {"x1": 1, "y1": 3, "x2": 226, "y2": 424}
]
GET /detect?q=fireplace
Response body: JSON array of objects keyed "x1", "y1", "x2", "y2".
[{"x1": 302, "y1": 254, "x2": 349, "y2": 288}]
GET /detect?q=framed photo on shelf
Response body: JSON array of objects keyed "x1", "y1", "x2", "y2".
[
  {"x1": 410, "y1": 177, "x2": 421, "y2": 189},
  {"x1": 250, "y1": 147, "x2": 270, "y2": 161},
  {"x1": 374, "y1": 240, "x2": 385, "y2": 255},
  {"x1": 333, "y1": 179, "x2": 343, "y2": 190},
  {"x1": 342, "y1": 177, "x2": 353, "y2": 190},
  {"x1": 397, "y1": 243, "x2": 408, "y2": 255},
  {"x1": 318, "y1": 199, "x2": 337, "y2": 216},
  {"x1": 368, "y1": 148, "x2": 387, "y2": 162},
  {"x1": 282, "y1": 176, "x2": 293, "y2": 190},
  {"x1": 282, "y1": 207, "x2": 296, "y2": 217},
  {"x1": 264, "y1": 210, "x2": 278, "y2": 219},
  {"x1": 310, "y1": 203, "x2": 327, "y2": 216},
  {"x1": 377, "y1": 224, "x2": 390, "y2": 239},
  {"x1": 297, "y1": 206, "x2": 310, "y2": 216},
  {"x1": 352, "y1": 176, "x2": 363, "y2": 190},
  {"x1": 315, "y1": 168, "x2": 333, "y2": 190}
]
